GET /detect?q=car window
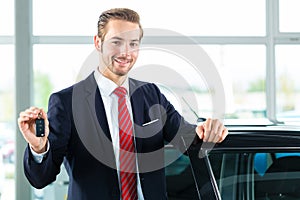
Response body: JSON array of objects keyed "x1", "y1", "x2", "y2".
[
  {"x1": 165, "y1": 148, "x2": 200, "y2": 200},
  {"x1": 254, "y1": 153, "x2": 300, "y2": 200},
  {"x1": 208, "y1": 151, "x2": 300, "y2": 200}
]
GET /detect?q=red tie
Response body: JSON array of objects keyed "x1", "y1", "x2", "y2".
[{"x1": 114, "y1": 87, "x2": 138, "y2": 200}]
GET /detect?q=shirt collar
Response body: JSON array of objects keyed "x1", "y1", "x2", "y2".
[{"x1": 94, "y1": 68, "x2": 129, "y2": 97}]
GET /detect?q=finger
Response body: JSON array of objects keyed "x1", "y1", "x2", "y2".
[
  {"x1": 18, "y1": 113, "x2": 28, "y2": 124},
  {"x1": 218, "y1": 127, "x2": 228, "y2": 143},
  {"x1": 212, "y1": 123, "x2": 223, "y2": 143},
  {"x1": 19, "y1": 110, "x2": 34, "y2": 119},
  {"x1": 18, "y1": 108, "x2": 42, "y2": 135},
  {"x1": 207, "y1": 119, "x2": 222, "y2": 142},
  {"x1": 40, "y1": 108, "x2": 47, "y2": 119},
  {"x1": 24, "y1": 108, "x2": 40, "y2": 119},
  {"x1": 204, "y1": 119, "x2": 225, "y2": 143},
  {"x1": 206, "y1": 120, "x2": 218, "y2": 142},
  {"x1": 195, "y1": 124, "x2": 204, "y2": 139},
  {"x1": 209, "y1": 119, "x2": 224, "y2": 143},
  {"x1": 203, "y1": 118, "x2": 212, "y2": 142},
  {"x1": 18, "y1": 112, "x2": 34, "y2": 131},
  {"x1": 29, "y1": 106, "x2": 40, "y2": 112}
]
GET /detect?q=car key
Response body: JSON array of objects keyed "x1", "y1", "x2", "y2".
[{"x1": 35, "y1": 113, "x2": 45, "y2": 137}]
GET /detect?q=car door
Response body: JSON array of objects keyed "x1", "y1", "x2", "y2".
[{"x1": 183, "y1": 127, "x2": 300, "y2": 200}]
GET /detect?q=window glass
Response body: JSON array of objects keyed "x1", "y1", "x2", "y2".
[
  {"x1": 132, "y1": 45, "x2": 266, "y2": 121},
  {"x1": 33, "y1": 44, "x2": 95, "y2": 107},
  {"x1": 33, "y1": 0, "x2": 265, "y2": 36},
  {"x1": 209, "y1": 151, "x2": 300, "y2": 199},
  {"x1": 202, "y1": 45, "x2": 266, "y2": 119},
  {"x1": 279, "y1": 0, "x2": 300, "y2": 32},
  {"x1": 276, "y1": 45, "x2": 300, "y2": 123},
  {"x1": 165, "y1": 148, "x2": 198, "y2": 199},
  {"x1": 0, "y1": 45, "x2": 15, "y2": 200},
  {"x1": 0, "y1": 1, "x2": 14, "y2": 35},
  {"x1": 132, "y1": 44, "x2": 211, "y2": 123}
]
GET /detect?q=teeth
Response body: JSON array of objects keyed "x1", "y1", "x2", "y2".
[{"x1": 115, "y1": 58, "x2": 129, "y2": 64}]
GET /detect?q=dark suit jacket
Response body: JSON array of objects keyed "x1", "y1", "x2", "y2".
[{"x1": 24, "y1": 72, "x2": 197, "y2": 200}]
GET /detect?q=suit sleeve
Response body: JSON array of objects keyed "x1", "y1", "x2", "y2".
[{"x1": 23, "y1": 92, "x2": 71, "y2": 189}]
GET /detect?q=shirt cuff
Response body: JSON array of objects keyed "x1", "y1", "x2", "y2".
[{"x1": 30, "y1": 140, "x2": 50, "y2": 163}]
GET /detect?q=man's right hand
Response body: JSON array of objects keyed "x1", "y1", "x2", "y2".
[{"x1": 18, "y1": 107, "x2": 49, "y2": 154}]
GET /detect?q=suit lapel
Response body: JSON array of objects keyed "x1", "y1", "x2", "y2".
[
  {"x1": 94, "y1": 88, "x2": 112, "y2": 142},
  {"x1": 84, "y1": 73, "x2": 112, "y2": 141},
  {"x1": 78, "y1": 75, "x2": 145, "y2": 161},
  {"x1": 73, "y1": 73, "x2": 116, "y2": 168}
]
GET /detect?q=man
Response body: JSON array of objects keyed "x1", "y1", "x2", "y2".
[{"x1": 18, "y1": 8, "x2": 228, "y2": 200}]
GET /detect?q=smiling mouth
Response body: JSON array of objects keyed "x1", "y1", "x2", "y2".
[{"x1": 114, "y1": 57, "x2": 132, "y2": 65}]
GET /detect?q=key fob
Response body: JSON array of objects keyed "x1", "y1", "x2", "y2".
[{"x1": 36, "y1": 114, "x2": 45, "y2": 137}]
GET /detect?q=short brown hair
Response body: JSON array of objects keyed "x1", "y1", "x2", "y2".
[{"x1": 97, "y1": 8, "x2": 143, "y2": 42}]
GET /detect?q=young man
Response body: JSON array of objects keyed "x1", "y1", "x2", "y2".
[{"x1": 18, "y1": 8, "x2": 228, "y2": 200}]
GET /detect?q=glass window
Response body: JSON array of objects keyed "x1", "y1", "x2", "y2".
[
  {"x1": 33, "y1": 44, "x2": 95, "y2": 107},
  {"x1": 209, "y1": 151, "x2": 300, "y2": 200},
  {"x1": 33, "y1": 0, "x2": 265, "y2": 36},
  {"x1": 202, "y1": 45, "x2": 266, "y2": 119},
  {"x1": 0, "y1": 45, "x2": 15, "y2": 200},
  {"x1": 0, "y1": 1, "x2": 14, "y2": 35},
  {"x1": 276, "y1": 45, "x2": 300, "y2": 123},
  {"x1": 165, "y1": 148, "x2": 198, "y2": 199},
  {"x1": 132, "y1": 45, "x2": 266, "y2": 121},
  {"x1": 142, "y1": 0, "x2": 265, "y2": 36},
  {"x1": 132, "y1": 44, "x2": 212, "y2": 123},
  {"x1": 279, "y1": 0, "x2": 300, "y2": 32}
]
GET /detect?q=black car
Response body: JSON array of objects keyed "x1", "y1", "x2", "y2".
[{"x1": 166, "y1": 125, "x2": 300, "y2": 200}]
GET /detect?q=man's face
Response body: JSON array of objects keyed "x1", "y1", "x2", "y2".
[{"x1": 100, "y1": 19, "x2": 141, "y2": 77}]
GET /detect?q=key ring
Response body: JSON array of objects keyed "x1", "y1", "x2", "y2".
[{"x1": 37, "y1": 112, "x2": 42, "y2": 119}]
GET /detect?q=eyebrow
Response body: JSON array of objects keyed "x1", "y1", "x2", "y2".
[{"x1": 110, "y1": 36, "x2": 140, "y2": 42}]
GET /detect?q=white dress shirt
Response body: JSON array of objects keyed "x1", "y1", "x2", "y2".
[{"x1": 94, "y1": 69, "x2": 145, "y2": 200}]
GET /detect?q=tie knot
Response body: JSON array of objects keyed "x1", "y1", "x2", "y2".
[{"x1": 114, "y1": 86, "x2": 127, "y2": 98}]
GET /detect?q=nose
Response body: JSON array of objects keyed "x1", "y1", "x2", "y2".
[{"x1": 120, "y1": 42, "x2": 130, "y2": 56}]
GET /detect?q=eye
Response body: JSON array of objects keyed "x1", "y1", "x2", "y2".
[
  {"x1": 130, "y1": 42, "x2": 139, "y2": 48},
  {"x1": 112, "y1": 40, "x2": 121, "y2": 46}
]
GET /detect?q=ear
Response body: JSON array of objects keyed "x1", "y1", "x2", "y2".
[{"x1": 94, "y1": 35, "x2": 102, "y2": 52}]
